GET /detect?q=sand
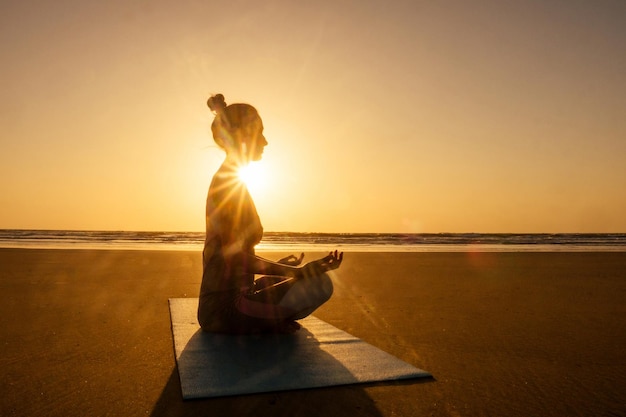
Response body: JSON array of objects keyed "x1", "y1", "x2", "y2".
[{"x1": 0, "y1": 248, "x2": 624, "y2": 416}]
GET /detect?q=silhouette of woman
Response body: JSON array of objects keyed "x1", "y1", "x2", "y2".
[{"x1": 198, "y1": 94, "x2": 343, "y2": 334}]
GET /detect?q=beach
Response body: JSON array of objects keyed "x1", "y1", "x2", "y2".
[{"x1": 1, "y1": 248, "x2": 624, "y2": 416}]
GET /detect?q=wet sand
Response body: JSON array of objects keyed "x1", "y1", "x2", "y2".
[{"x1": 0, "y1": 249, "x2": 624, "y2": 416}]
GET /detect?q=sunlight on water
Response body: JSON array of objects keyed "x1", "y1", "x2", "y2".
[{"x1": 1, "y1": 230, "x2": 625, "y2": 252}]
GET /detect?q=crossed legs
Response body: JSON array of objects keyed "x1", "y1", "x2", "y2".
[{"x1": 240, "y1": 273, "x2": 334, "y2": 324}]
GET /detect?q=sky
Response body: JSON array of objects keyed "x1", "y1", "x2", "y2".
[{"x1": 1, "y1": 0, "x2": 625, "y2": 233}]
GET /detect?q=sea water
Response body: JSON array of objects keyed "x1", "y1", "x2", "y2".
[{"x1": 1, "y1": 230, "x2": 625, "y2": 252}]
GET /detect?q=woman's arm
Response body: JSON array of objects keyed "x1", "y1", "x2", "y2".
[
  {"x1": 243, "y1": 253, "x2": 300, "y2": 276},
  {"x1": 234, "y1": 250, "x2": 344, "y2": 278}
]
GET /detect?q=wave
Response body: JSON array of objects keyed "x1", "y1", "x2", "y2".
[{"x1": 1, "y1": 230, "x2": 625, "y2": 252}]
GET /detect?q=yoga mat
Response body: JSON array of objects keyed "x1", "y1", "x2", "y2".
[{"x1": 168, "y1": 298, "x2": 431, "y2": 399}]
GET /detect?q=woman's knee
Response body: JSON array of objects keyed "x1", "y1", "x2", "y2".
[
  {"x1": 313, "y1": 272, "x2": 334, "y2": 301},
  {"x1": 278, "y1": 272, "x2": 333, "y2": 311}
]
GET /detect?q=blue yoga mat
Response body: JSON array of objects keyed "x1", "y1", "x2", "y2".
[{"x1": 168, "y1": 298, "x2": 431, "y2": 399}]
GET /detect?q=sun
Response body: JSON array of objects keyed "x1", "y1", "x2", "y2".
[{"x1": 237, "y1": 162, "x2": 268, "y2": 195}]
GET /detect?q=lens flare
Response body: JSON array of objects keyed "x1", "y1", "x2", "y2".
[{"x1": 237, "y1": 163, "x2": 267, "y2": 195}]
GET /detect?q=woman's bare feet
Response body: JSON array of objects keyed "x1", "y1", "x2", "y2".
[{"x1": 275, "y1": 320, "x2": 301, "y2": 334}]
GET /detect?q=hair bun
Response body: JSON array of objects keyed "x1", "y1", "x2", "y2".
[{"x1": 207, "y1": 94, "x2": 227, "y2": 113}]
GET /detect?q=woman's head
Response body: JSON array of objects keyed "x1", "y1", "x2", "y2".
[{"x1": 207, "y1": 94, "x2": 267, "y2": 163}]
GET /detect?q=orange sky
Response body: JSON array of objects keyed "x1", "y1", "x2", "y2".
[{"x1": 1, "y1": 1, "x2": 625, "y2": 233}]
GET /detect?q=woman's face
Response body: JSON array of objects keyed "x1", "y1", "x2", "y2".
[{"x1": 240, "y1": 116, "x2": 267, "y2": 162}]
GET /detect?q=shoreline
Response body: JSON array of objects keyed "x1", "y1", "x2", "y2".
[
  {"x1": 2, "y1": 231, "x2": 625, "y2": 253},
  {"x1": 1, "y1": 249, "x2": 625, "y2": 416},
  {"x1": 1, "y1": 243, "x2": 626, "y2": 252}
]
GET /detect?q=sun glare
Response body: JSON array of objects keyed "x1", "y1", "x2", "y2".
[{"x1": 238, "y1": 163, "x2": 267, "y2": 195}]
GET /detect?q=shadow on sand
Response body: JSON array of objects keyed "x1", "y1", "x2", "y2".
[{"x1": 150, "y1": 327, "x2": 432, "y2": 416}]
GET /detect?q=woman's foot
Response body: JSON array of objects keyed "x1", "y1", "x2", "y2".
[{"x1": 275, "y1": 320, "x2": 301, "y2": 334}]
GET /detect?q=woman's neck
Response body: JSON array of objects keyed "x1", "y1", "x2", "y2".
[{"x1": 224, "y1": 154, "x2": 250, "y2": 168}]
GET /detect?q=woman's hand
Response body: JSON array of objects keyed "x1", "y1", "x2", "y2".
[
  {"x1": 277, "y1": 253, "x2": 305, "y2": 266},
  {"x1": 300, "y1": 250, "x2": 343, "y2": 277}
]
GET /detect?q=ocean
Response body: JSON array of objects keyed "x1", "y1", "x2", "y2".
[{"x1": 1, "y1": 230, "x2": 625, "y2": 252}]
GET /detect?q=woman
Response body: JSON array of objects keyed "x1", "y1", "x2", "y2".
[{"x1": 198, "y1": 94, "x2": 343, "y2": 334}]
